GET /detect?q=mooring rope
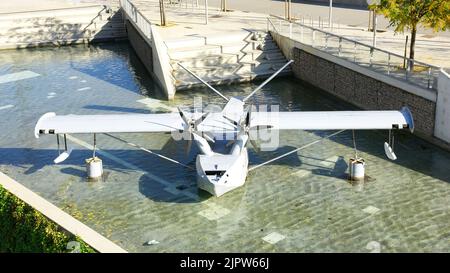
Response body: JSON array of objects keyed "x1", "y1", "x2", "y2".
[
  {"x1": 248, "y1": 130, "x2": 346, "y2": 171},
  {"x1": 103, "y1": 133, "x2": 195, "y2": 170}
]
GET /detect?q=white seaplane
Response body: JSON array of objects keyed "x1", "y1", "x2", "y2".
[{"x1": 34, "y1": 60, "x2": 414, "y2": 196}]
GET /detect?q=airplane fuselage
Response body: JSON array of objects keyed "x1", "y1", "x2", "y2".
[{"x1": 196, "y1": 134, "x2": 249, "y2": 197}]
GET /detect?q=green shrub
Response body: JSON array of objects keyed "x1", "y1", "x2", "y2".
[{"x1": 0, "y1": 185, "x2": 95, "y2": 253}]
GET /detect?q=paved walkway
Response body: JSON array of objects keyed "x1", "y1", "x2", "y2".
[
  {"x1": 3, "y1": 0, "x2": 448, "y2": 70},
  {"x1": 130, "y1": 0, "x2": 268, "y2": 41}
]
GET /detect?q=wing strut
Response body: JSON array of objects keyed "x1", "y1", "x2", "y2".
[
  {"x1": 243, "y1": 60, "x2": 293, "y2": 102},
  {"x1": 248, "y1": 130, "x2": 345, "y2": 171},
  {"x1": 177, "y1": 62, "x2": 229, "y2": 102}
]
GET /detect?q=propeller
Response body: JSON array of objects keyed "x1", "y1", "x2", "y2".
[
  {"x1": 177, "y1": 107, "x2": 213, "y2": 156},
  {"x1": 222, "y1": 105, "x2": 272, "y2": 153}
]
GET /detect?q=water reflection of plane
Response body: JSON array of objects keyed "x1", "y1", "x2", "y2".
[{"x1": 34, "y1": 61, "x2": 414, "y2": 197}]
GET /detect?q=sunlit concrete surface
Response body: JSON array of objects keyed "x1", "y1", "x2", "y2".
[
  {"x1": 129, "y1": 0, "x2": 449, "y2": 68},
  {"x1": 0, "y1": 43, "x2": 449, "y2": 252}
]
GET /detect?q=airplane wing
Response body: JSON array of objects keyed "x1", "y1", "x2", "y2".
[
  {"x1": 250, "y1": 107, "x2": 414, "y2": 132},
  {"x1": 34, "y1": 112, "x2": 185, "y2": 138}
]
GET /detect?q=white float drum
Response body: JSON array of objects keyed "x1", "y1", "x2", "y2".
[
  {"x1": 86, "y1": 157, "x2": 103, "y2": 180},
  {"x1": 349, "y1": 158, "x2": 365, "y2": 181}
]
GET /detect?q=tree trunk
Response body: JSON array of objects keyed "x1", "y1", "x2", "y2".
[{"x1": 409, "y1": 24, "x2": 417, "y2": 71}]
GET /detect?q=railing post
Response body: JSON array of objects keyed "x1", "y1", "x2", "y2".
[
  {"x1": 289, "y1": 22, "x2": 292, "y2": 38},
  {"x1": 387, "y1": 53, "x2": 391, "y2": 75},
  {"x1": 300, "y1": 26, "x2": 304, "y2": 42},
  {"x1": 370, "y1": 47, "x2": 374, "y2": 66},
  {"x1": 325, "y1": 33, "x2": 328, "y2": 49},
  {"x1": 405, "y1": 59, "x2": 411, "y2": 80},
  {"x1": 353, "y1": 42, "x2": 357, "y2": 62},
  {"x1": 267, "y1": 18, "x2": 269, "y2": 32},
  {"x1": 312, "y1": 30, "x2": 315, "y2": 47},
  {"x1": 205, "y1": 0, "x2": 208, "y2": 25},
  {"x1": 427, "y1": 67, "x2": 432, "y2": 89},
  {"x1": 338, "y1": 37, "x2": 342, "y2": 56}
]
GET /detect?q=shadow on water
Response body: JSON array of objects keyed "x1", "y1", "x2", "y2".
[
  {"x1": 68, "y1": 42, "x2": 167, "y2": 99},
  {"x1": 0, "y1": 142, "x2": 334, "y2": 204}
]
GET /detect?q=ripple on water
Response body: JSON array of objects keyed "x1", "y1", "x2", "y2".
[{"x1": 0, "y1": 43, "x2": 449, "y2": 252}]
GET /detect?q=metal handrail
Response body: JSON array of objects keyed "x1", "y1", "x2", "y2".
[
  {"x1": 120, "y1": 0, "x2": 153, "y2": 39},
  {"x1": 269, "y1": 15, "x2": 441, "y2": 90},
  {"x1": 269, "y1": 14, "x2": 439, "y2": 70},
  {"x1": 267, "y1": 17, "x2": 277, "y2": 33}
]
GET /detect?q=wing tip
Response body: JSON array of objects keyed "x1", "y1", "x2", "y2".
[
  {"x1": 34, "y1": 112, "x2": 56, "y2": 138},
  {"x1": 400, "y1": 106, "x2": 414, "y2": 133}
]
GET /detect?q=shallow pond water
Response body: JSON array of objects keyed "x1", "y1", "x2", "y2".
[{"x1": 0, "y1": 42, "x2": 449, "y2": 252}]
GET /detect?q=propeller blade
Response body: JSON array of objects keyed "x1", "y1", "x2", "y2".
[
  {"x1": 245, "y1": 109, "x2": 251, "y2": 127},
  {"x1": 177, "y1": 106, "x2": 191, "y2": 126},
  {"x1": 222, "y1": 115, "x2": 240, "y2": 128},
  {"x1": 194, "y1": 112, "x2": 210, "y2": 128}
]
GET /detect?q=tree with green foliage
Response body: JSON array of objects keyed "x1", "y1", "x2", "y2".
[
  {"x1": 369, "y1": 0, "x2": 450, "y2": 68},
  {"x1": 0, "y1": 185, "x2": 95, "y2": 253}
]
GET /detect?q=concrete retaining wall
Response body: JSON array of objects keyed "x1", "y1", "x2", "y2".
[
  {"x1": 126, "y1": 20, "x2": 154, "y2": 76},
  {"x1": 0, "y1": 5, "x2": 127, "y2": 50},
  {"x1": 125, "y1": 19, "x2": 176, "y2": 99},
  {"x1": 435, "y1": 70, "x2": 450, "y2": 143}
]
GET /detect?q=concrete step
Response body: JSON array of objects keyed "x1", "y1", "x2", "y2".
[
  {"x1": 0, "y1": 28, "x2": 128, "y2": 49},
  {"x1": 0, "y1": 27, "x2": 127, "y2": 44},
  {"x1": 0, "y1": 26, "x2": 126, "y2": 41},
  {"x1": 0, "y1": 22, "x2": 125, "y2": 36},
  {"x1": 0, "y1": 6, "x2": 108, "y2": 21},
  {"x1": 172, "y1": 59, "x2": 289, "y2": 77},
  {"x1": 220, "y1": 40, "x2": 279, "y2": 53},
  {"x1": 0, "y1": 13, "x2": 120, "y2": 28},
  {"x1": 165, "y1": 30, "x2": 263, "y2": 50},
  {"x1": 170, "y1": 51, "x2": 287, "y2": 68},
  {"x1": 175, "y1": 70, "x2": 292, "y2": 90},
  {"x1": 168, "y1": 41, "x2": 283, "y2": 60},
  {"x1": 173, "y1": 60, "x2": 289, "y2": 78},
  {"x1": 168, "y1": 44, "x2": 223, "y2": 59}
]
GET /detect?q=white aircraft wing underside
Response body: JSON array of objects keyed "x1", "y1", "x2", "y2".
[{"x1": 251, "y1": 108, "x2": 414, "y2": 131}]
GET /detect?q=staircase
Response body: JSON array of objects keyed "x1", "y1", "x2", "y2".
[
  {"x1": 0, "y1": 5, "x2": 127, "y2": 49},
  {"x1": 165, "y1": 30, "x2": 292, "y2": 90}
]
